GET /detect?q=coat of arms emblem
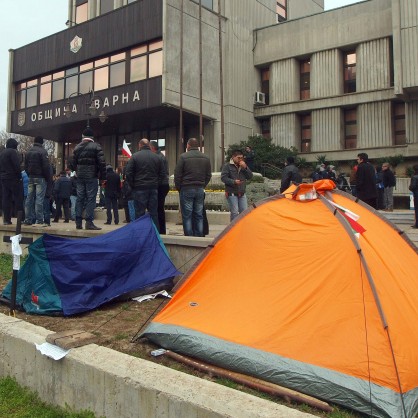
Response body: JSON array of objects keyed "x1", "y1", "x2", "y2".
[
  {"x1": 17, "y1": 112, "x2": 25, "y2": 127},
  {"x1": 70, "y1": 36, "x2": 83, "y2": 53}
]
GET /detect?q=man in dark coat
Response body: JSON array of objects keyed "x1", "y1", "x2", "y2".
[
  {"x1": 0, "y1": 138, "x2": 24, "y2": 225},
  {"x1": 104, "y1": 165, "x2": 121, "y2": 225},
  {"x1": 70, "y1": 127, "x2": 106, "y2": 230},
  {"x1": 356, "y1": 153, "x2": 377, "y2": 208},
  {"x1": 280, "y1": 156, "x2": 302, "y2": 193},
  {"x1": 52, "y1": 171, "x2": 72, "y2": 223},
  {"x1": 125, "y1": 138, "x2": 163, "y2": 229},
  {"x1": 24, "y1": 136, "x2": 51, "y2": 226},
  {"x1": 382, "y1": 162, "x2": 396, "y2": 211}
]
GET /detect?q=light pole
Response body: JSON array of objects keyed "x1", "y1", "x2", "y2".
[{"x1": 63, "y1": 89, "x2": 107, "y2": 127}]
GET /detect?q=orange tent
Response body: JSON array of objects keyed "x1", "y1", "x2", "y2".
[{"x1": 143, "y1": 180, "x2": 418, "y2": 418}]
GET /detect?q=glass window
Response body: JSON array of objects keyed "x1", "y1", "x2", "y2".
[
  {"x1": 131, "y1": 45, "x2": 147, "y2": 57},
  {"x1": 344, "y1": 108, "x2": 357, "y2": 149},
  {"x1": 277, "y1": 0, "x2": 287, "y2": 22},
  {"x1": 94, "y1": 66, "x2": 109, "y2": 91},
  {"x1": 261, "y1": 68, "x2": 269, "y2": 105},
  {"x1": 110, "y1": 61, "x2": 125, "y2": 87},
  {"x1": 66, "y1": 67, "x2": 78, "y2": 76},
  {"x1": 393, "y1": 102, "x2": 406, "y2": 145},
  {"x1": 261, "y1": 119, "x2": 270, "y2": 139},
  {"x1": 149, "y1": 40, "x2": 163, "y2": 52},
  {"x1": 52, "y1": 79, "x2": 65, "y2": 101},
  {"x1": 65, "y1": 74, "x2": 78, "y2": 98},
  {"x1": 300, "y1": 59, "x2": 310, "y2": 100},
  {"x1": 191, "y1": 0, "x2": 213, "y2": 10},
  {"x1": 149, "y1": 51, "x2": 163, "y2": 78},
  {"x1": 344, "y1": 51, "x2": 356, "y2": 94},
  {"x1": 40, "y1": 82, "x2": 52, "y2": 105},
  {"x1": 16, "y1": 90, "x2": 26, "y2": 110},
  {"x1": 26, "y1": 86, "x2": 37, "y2": 108},
  {"x1": 80, "y1": 62, "x2": 93, "y2": 72},
  {"x1": 131, "y1": 55, "x2": 147, "y2": 82},
  {"x1": 100, "y1": 0, "x2": 114, "y2": 14},
  {"x1": 76, "y1": 3, "x2": 88, "y2": 24},
  {"x1": 111, "y1": 52, "x2": 126, "y2": 63},
  {"x1": 301, "y1": 114, "x2": 311, "y2": 153},
  {"x1": 79, "y1": 70, "x2": 93, "y2": 94},
  {"x1": 53, "y1": 71, "x2": 65, "y2": 80},
  {"x1": 95, "y1": 57, "x2": 109, "y2": 68},
  {"x1": 128, "y1": 0, "x2": 137, "y2": 3}
]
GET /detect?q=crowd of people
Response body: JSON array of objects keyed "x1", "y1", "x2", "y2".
[{"x1": 1, "y1": 133, "x2": 417, "y2": 233}]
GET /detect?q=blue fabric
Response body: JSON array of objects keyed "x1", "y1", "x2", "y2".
[
  {"x1": 2, "y1": 214, "x2": 180, "y2": 316},
  {"x1": 180, "y1": 187, "x2": 205, "y2": 236}
]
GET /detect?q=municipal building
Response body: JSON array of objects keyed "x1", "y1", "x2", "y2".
[{"x1": 6, "y1": 0, "x2": 418, "y2": 172}]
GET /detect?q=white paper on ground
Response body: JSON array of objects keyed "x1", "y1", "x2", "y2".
[
  {"x1": 132, "y1": 290, "x2": 172, "y2": 303},
  {"x1": 35, "y1": 342, "x2": 70, "y2": 360}
]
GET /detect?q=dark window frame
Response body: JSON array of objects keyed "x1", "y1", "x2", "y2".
[
  {"x1": 300, "y1": 59, "x2": 310, "y2": 100},
  {"x1": 343, "y1": 51, "x2": 357, "y2": 94},
  {"x1": 344, "y1": 108, "x2": 357, "y2": 149},
  {"x1": 300, "y1": 113, "x2": 311, "y2": 153},
  {"x1": 393, "y1": 102, "x2": 406, "y2": 146}
]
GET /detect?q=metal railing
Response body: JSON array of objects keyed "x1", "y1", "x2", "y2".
[{"x1": 260, "y1": 163, "x2": 283, "y2": 178}]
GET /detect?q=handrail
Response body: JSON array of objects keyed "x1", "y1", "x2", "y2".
[{"x1": 260, "y1": 163, "x2": 283, "y2": 177}]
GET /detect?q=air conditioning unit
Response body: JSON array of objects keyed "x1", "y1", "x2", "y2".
[{"x1": 254, "y1": 91, "x2": 266, "y2": 105}]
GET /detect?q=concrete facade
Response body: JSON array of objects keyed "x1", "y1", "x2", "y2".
[{"x1": 254, "y1": 0, "x2": 418, "y2": 163}]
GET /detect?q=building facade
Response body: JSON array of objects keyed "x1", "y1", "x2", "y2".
[{"x1": 6, "y1": 0, "x2": 417, "y2": 173}]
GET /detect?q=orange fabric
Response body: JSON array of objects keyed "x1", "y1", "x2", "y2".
[{"x1": 154, "y1": 193, "x2": 418, "y2": 393}]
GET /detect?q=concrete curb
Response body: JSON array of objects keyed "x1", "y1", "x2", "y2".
[{"x1": 0, "y1": 313, "x2": 314, "y2": 418}]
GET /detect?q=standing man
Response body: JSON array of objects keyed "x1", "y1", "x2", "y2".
[
  {"x1": 280, "y1": 156, "x2": 302, "y2": 193},
  {"x1": 382, "y1": 162, "x2": 396, "y2": 212},
  {"x1": 103, "y1": 165, "x2": 121, "y2": 225},
  {"x1": 244, "y1": 146, "x2": 255, "y2": 171},
  {"x1": 24, "y1": 136, "x2": 51, "y2": 226},
  {"x1": 355, "y1": 153, "x2": 377, "y2": 208},
  {"x1": 150, "y1": 141, "x2": 170, "y2": 234},
  {"x1": 174, "y1": 138, "x2": 212, "y2": 237},
  {"x1": 70, "y1": 127, "x2": 106, "y2": 230},
  {"x1": 125, "y1": 138, "x2": 163, "y2": 229},
  {"x1": 221, "y1": 149, "x2": 253, "y2": 221},
  {"x1": 0, "y1": 138, "x2": 24, "y2": 225}
]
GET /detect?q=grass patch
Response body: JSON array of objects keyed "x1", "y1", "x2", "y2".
[{"x1": 0, "y1": 376, "x2": 96, "y2": 418}]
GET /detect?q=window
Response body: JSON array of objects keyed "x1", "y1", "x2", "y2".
[
  {"x1": 26, "y1": 79, "x2": 38, "y2": 108},
  {"x1": 261, "y1": 68, "x2": 269, "y2": 105},
  {"x1": 191, "y1": 0, "x2": 214, "y2": 10},
  {"x1": 76, "y1": 3, "x2": 88, "y2": 24},
  {"x1": 344, "y1": 108, "x2": 357, "y2": 149},
  {"x1": 344, "y1": 51, "x2": 356, "y2": 94},
  {"x1": 393, "y1": 102, "x2": 406, "y2": 145},
  {"x1": 276, "y1": 0, "x2": 287, "y2": 22},
  {"x1": 261, "y1": 119, "x2": 271, "y2": 139},
  {"x1": 40, "y1": 75, "x2": 52, "y2": 105},
  {"x1": 100, "y1": 0, "x2": 114, "y2": 14},
  {"x1": 14, "y1": 39, "x2": 163, "y2": 109},
  {"x1": 300, "y1": 59, "x2": 310, "y2": 100},
  {"x1": 300, "y1": 114, "x2": 311, "y2": 153}
]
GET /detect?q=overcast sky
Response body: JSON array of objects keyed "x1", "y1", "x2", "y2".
[{"x1": 0, "y1": 0, "x2": 362, "y2": 132}]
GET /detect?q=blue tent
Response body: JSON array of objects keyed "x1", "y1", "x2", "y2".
[{"x1": 2, "y1": 215, "x2": 180, "y2": 316}]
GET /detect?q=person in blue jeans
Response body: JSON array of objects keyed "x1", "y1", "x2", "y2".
[
  {"x1": 174, "y1": 138, "x2": 212, "y2": 237},
  {"x1": 221, "y1": 149, "x2": 253, "y2": 222},
  {"x1": 69, "y1": 127, "x2": 106, "y2": 230},
  {"x1": 409, "y1": 164, "x2": 418, "y2": 229},
  {"x1": 24, "y1": 136, "x2": 51, "y2": 226}
]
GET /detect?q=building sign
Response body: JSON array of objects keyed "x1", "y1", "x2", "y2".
[
  {"x1": 20, "y1": 89, "x2": 141, "y2": 124},
  {"x1": 70, "y1": 36, "x2": 83, "y2": 53}
]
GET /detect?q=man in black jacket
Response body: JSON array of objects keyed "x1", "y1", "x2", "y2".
[
  {"x1": 70, "y1": 127, "x2": 106, "y2": 230},
  {"x1": 24, "y1": 136, "x2": 51, "y2": 226},
  {"x1": 356, "y1": 153, "x2": 377, "y2": 209},
  {"x1": 174, "y1": 138, "x2": 212, "y2": 236},
  {"x1": 125, "y1": 138, "x2": 163, "y2": 229},
  {"x1": 104, "y1": 165, "x2": 121, "y2": 225},
  {"x1": 0, "y1": 138, "x2": 24, "y2": 225}
]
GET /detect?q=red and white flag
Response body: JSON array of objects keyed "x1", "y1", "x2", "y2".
[{"x1": 122, "y1": 139, "x2": 132, "y2": 158}]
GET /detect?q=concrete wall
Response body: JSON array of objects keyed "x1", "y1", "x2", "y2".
[{"x1": 0, "y1": 314, "x2": 313, "y2": 418}]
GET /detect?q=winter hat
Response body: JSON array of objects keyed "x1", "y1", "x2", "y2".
[
  {"x1": 34, "y1": 136, "x2": 44, "y2": 145},
  {"x1": 6, "y1": 138, "x2": 18, "y2": 149},
  {"x1": 82, "y1": 127, "x2": 94, "y2": 139},
  {"x1": 106, "y1": 165, "x2": 113, "y2": 171}
]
